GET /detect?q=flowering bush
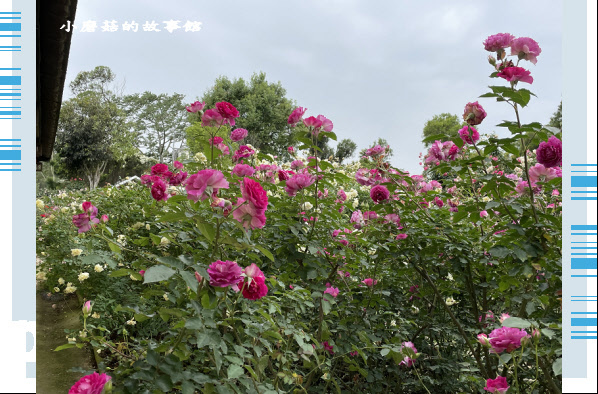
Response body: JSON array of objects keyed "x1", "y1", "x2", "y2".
[{"x1": 37, "y1": 34, "x2": 563, "y2": 393}]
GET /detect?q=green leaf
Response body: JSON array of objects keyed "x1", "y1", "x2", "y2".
[
  {"x1": 109, "y1": 268, "x2": 133, "y2": 278},
  {"x1": 502, "y1": 317, "x2": 531, "y2": 329},
  {"x1": 180, "y1": 271, "x2": 199, "y2": 293},
  {"x1": 255, "y1": 245, "x2": 274, "y2": 262},
  {"x1": 197, "y1": 222, "x2": 216, "y2": 243},
  {"x1": 143, "y1": 265, "x2": 176, "y2": 283},
  {"x1": 380, "y1": 348, "x2": 390, "y2": 357},
  {"x1": 108, "y1": 241, "x2": 121, "y2": 254},
  {"x1": 541, "y1": 328, "x2": 555, "y2": 339},
  {"x1": 227, "y1": 364, "x2": 245, "y2": 380},
  {"x1": 155, "y1": 375, "x2": 173, "y2": 392},
  {"x1": 54, "y1": 343, "x2": 77, "y2": 351},
  {"x1": 552, "y1": 358, "x2": 562, "y2": 376}
]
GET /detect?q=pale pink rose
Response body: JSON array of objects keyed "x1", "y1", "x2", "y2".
[
  {"x1": 511, "y1": 37, "x2": 542, "y2": 64},
  {"x1": 230, "y1": 128, "x2": 248, "y2": 142},
  {"x1": 480, "y1": 210, "x2": 489, "y2": 218},
  {"x1": 185, "y1": 169, "x2": 229, "y2": 202},
  {"x1": 488, "y1": 326, "x2": 529, "y2": 354},
  {"x1": 284, "y1": 170, "x2": 316, "y2": 197},
  {"x1": 186, "y1": 101, "x2": 205, "y2": 113},
  {"x1": 232, "y1": 164, "x2": 255, "y2": 177},
  {"x1": 483, "y1": 33, "x2": 515, "y2": 52},
  {"x1": 528, "y1": 163, "x2": 560, "y2": 183},
  {"x1": 232, "y1": 198, "x2": 267, "y2": 229}
]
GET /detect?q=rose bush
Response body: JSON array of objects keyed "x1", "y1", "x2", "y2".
[{"x1": 37, "y1": 33, "x2": 562, "y2": 393}]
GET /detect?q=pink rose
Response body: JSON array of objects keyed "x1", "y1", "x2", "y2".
[
  {"x1": 215, "y1": 101, "x2": 240, "y2": 126},
  {"x1": 239, "y1": 275, "x2": 268, "y2": 300},
  {"x1": 498, "y1": 67, "x2": 533, "y2": 84},
  {"x1": 324, "y1": 284, "x2": 340, "y2": 298},
  {"x1": 528, "y1": 163, "x2": 560, "y2": 183},
  {"x1": 510, "y1": 37, "x2": 542, "y2": 65},
  {"x1": 139, "y1": 270, "x2": 146, "y2": 277},
  {"x1": 483, "y1": 33, "x2": 515, "y2": 53},
  {"x1": 232, "y1": 145, "x2": 255, "y2": 162},
  {"x1": 303, "y1": 116, "x2": 322, "y2": 129},
  {"x1": 288, "y1": 107, "x2": 307, "y2": 126},
  {"x1": 232, "y1": 198, "x2": 267, "y2": 229},
  {"x1": 458, "y1": 126, "x2": 480, "y2": 145},
  {"x1": 396, "y1": 233, "x2": 408, "y2": 240},
  {"x1": 101, "y1": 215, "x2": 109, "y2": 223},
  {"x1": 230, "y1": 128, "x2": 248, "y2": 142},
  {"x1": 362, "y1": 278, "x2": 377, "y2": 287},
  {"x1": 287, "y1": 146, "x2": 295, "y2": 153},
  {"x1": 168, "y1": 171, "x2": 188, "y2": 186},
  {"x1": 370, "y1": 185, "x2": 390, "y2": 203},
  {"x1": 350, "y1": 210, "x2": 365, "y2": 229},
  {"x1": 536, "y1": 136, "x2": 562, "y2": 168},
  {"x1": 185, "y1": 101, "x2": 205, "y2": 113},
  {"x1": 232, "y1": 164, "x2": 255, "y2": 177},
  {"x1": 201, "y1": 109, "x2": 224, "y2": 127},
  {"x1": 284, "y1": 170, "x2": 316, "y2": 197},
  {"x1": 322, "y1": 341, "x2": 334, "y2": 355},
  {"x1": 207, "y1": 260, "x2": 243, "y2": 288},
  {"x1": 173, "y1": 160, "x2": 184, "y2": 170},
  {"x1": 488, "y1": 326, "x2": 529, "y2": 354},
  {"x1": 151, "y1": 178, "x2": 169, "y2": 201},
  {"x1": 480, "y1": 210, "x2": 489, "y2": 218},
  {"x1": 185, "y1": 169, "x2": 229, "y2": 202},
  {"x1": 463, "y1": 101, "x2": 487, "y2": 126},
  {"x1": 477, "y1": 333, "x2": 491, "y2": 347},
  {"x1": 399, "y1": 341, "x2": 418, "y2": 367},
  {"x1": 241, "y1": 177, "x2": 268, "y2": 210},
  {"x1": 69, "y1": 372, "x2": 112, "y2": 394},
  {"x1": 151, "y1": 163, "x2": 169, "y2": 176},
  {"x1": 209, "y1": 136, "x2": 224, "y2": 146},
  {"x1": 484, "y1": 376, "x2": 510, "y2": 394}
]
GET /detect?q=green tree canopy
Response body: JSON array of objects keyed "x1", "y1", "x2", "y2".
[
  {"x1": 123, "y1": 92, "x2": 189, "y2": 162},
  {"x1": 548, "y1": 101, "x2": 562, "y2": 131},
  {"x1": 359, "y1": 138, "x2": 394, "y2": 161},
  {"x1": 56, "y1": 66, "x2": 136, "y2": 189},
  {"x1": 334, "y1": 138, "x2": 358, "y2": 163},
  {"x1": 421, "y1": 113, "x2": 462, "y2": 146}
]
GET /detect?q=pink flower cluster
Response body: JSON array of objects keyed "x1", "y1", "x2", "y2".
[
  {"x1": 72, "y1": 202, "x2": 101, "y2": 233},
  {"x1": 287, "y1": 107, "x2": 333, "y2": 137},
  {"x1": 355, "y1": 168, "x2": 386, "y2": 186},
  {"x1": 141, "y1": 162, "x2": 189, "y2": 201},
  {"x1": 232, "y1": 145, "x2": 256, "y2": 162},
  {"x1": 185, "y1": 169, "x2": 229, "y2": 202},
  {"x1": 425, "y1": 141, "x2": 459, "y2": 164},
  {"x1": 324, "y1": 283, "x2": 340, "y2": 298}
]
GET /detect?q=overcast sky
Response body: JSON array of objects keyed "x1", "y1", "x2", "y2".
[{"x1": 64, "y1": 0, "x2": 563, "y2": 173}]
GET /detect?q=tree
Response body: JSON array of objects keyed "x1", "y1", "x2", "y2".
[
  {"x1": 56, "y1": 67, "x2": 136, "y2": 190},
  {"x1": 123, "y1": 92, "x2": 189, "y2": 162},
  {"x1": 197, "y1": 72, "x2": 296, "y2": 157},
  {"x1": 421, "y1": 113, "x2": 461, "y2": 146},
  {"x1": 548, "y1": 101, "x2": 562, "y2": 131},
  {"x1": 334, "y1": 138, "x2": 358, "y2": 163}
]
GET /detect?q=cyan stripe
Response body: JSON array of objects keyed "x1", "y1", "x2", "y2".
[
  {"x1": 0, "y1": 23, "x2": 21, "y2": 31},
  {"x1": 572, "y1": 318, "x2": 597, "y2": 326},
  {"x1": 0, "y1": 76, "x2": 21, "y2": 85},
  {"x1": 572, "y1": 176, "x2": 597, "y2": 187}
]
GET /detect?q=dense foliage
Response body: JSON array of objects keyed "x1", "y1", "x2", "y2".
[{"x1": 38, "y1": 33, "x2": 562, "y2": 394}]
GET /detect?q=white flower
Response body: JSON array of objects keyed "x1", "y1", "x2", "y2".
[
  {"x1": 94, "y1": 264, "x2": 104, "y2": 273},
  {"x1": 36, "y1": 199, "x2": 44, "y2": 209},
  {"x1": 481, "y1": 196, "x2": 491, "y2": 202},
  {"x1": 411, "y1": 305, "x2": 419, "y2": 314},
  {"x1": 130, "y1": 274, "x2": 139, "y2": 281},
  {"x1": 67, "y1": 337, "x2": 77, "y2": 343},
  {"x1": 91, "y1": 312, "x2": 100, "y2": 319},
  {"x1": 36, "y1": 272, "x2": 47, "y2": 281},
  {"x1": 71, "y1": 249, "x2": 83, "y2": 257},
  {"x1": 79, "y1": 331, "x2": 87, "y2": 338},
  {"x1": 445, "y1": 297, "x2": 458, "y2": 306},
  {"x1": 390, "y1": 320, "x2": 397, "y2": 327},
  {"x1": 61, "y1": 207, "x2": 69, "y2": 213},
  {"x1": 163, "y1": 293, "x2": 169, "y2": 301},
  {"x1": 53, "y1": 287, "x2": 61, "y2": 293},
  {"x1": 117, "y1": 234, "x2": 127, "y2": 245},
  {"x1": 146, "y1": 224, "x2": 151, "y2": 230},
  {"x1": 352, "y1": 199, "x2": 359, "y2": 209},
  {"x1": 194, "y1": 152, "x2": 207, "y2": 163},
  {"x1": 266, "y1": 190, "x2": 273, "y2": 196},
  {"x1": 64, "y1": 285, "x2": 77, "y2": 294},
  {"x1": 301, "y1": 202, "x2": 313, "y2": 211},
  {"x1": 131, "y1": 222, "x2": 144, "y2": 230},
  {"x1": 160, "y1": 237, "x2": 170, "y2": 246},
  {"x1": 78, "y1": 272, "x2": 90, "y2": 282},
  {"x1": 126, "y1": 319, "x2": 136, "y2": 326},
  {"x1": 447, "y1": 273, "x2": 454, "y2": 281},
  {"x1": 58, "y1": 278, "x2": 65, "y2": 285}
]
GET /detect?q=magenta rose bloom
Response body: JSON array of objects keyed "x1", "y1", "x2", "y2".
[
  {"x1": 498, "y1": 67, "x2": 533, "y2": 84},
  {"x1": 510, "y1": 37, "x2": 542, "y2": 65},
  {"x1": 215, "y1": 101, "x2": 240, "y2": 126},
  {"x1": 458, "y1": 126, "x2": 480, "y2": 145},
  {"x1": 186, "y1": 101, "x2": 205, "y2": 113},
  {"x1": 72, "y1": 202, "x2": 100, "y2": 233},
  {"x1": 185, "y1": 169, "x2": 229, "y2": 202},
  {"x1": 151, "y1": 178, "x2": 169, "y2": 201},
  {"x1": 239, "y1": 275, "x2": 268, "y2": 300},
  {"x1": 370, "y1": 185, "x2": 390, "y2": 203},
  {"x1": 233, "y1": 198, "x2": 267, "y2": 229},
  {"x1": 232, "y1": 164, "x2": 255, "y2": 177},
  {"x1": 209, "y1": 136, "x2": 224, "y2": 146},
  {"x1": 284, "y1": 170, "x2": 316, "y2": 197},
  {"x1": 463, "y1": 101, "x2": 487, "y2": 126},
  {"x1": 483, "y1": 33, "x2": 515, "y2": 52},
  {"x1": 324, "y1": 284, "x2": 340, "y2": 298},
  {"x1": 484, "y1": 376, "x2": 510, "y2": 394},
  {"x1": 69, "y1": 372, "x2": 111, "y2": 394},
  {"x1": 168, "y1": 171, "x2": 188, "y2": 186},
  {"x1": 488, "y1": 327, "x2": 529, "y2": 354},
  {"x1": 241, "y1": 177, "x2": 268, "y2": 210},
  {"x1": 426, "y1": 141, "x2": 460, "y2": 163},
  {"x1": 536, "y1": 136, "x2": 562, "y2": 168},
  {"x1": 288, "y1": 107, "x2": 307, "y2": 126},
  {"x1": 207, "y1": 260, "x2": 243, "y2": 288},
  {"x1": 230, "y1": 128, "x2": 248, "y2": 142},
  {"x1": 303, "y1": 116, "x2": 323, "y2": 129},
  {"x1": 201, "y1": 109, "x2": 224, "y2": 127},
  {"x1": 151, "y1": 163, "x2": 169, "y2": 176}
]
